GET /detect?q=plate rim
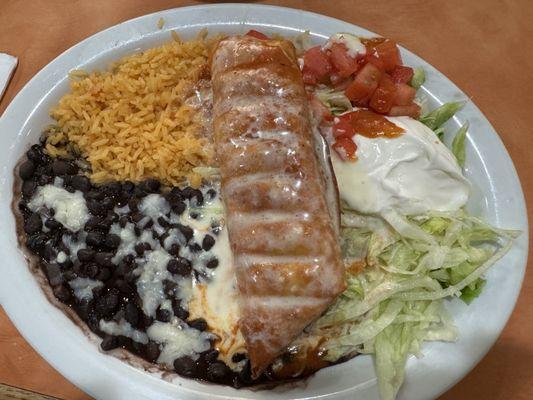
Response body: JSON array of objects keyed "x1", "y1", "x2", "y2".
[{"x1": 0, "y1": 3, "x2": 528, "y2": 400}]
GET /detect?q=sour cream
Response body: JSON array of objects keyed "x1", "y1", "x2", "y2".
[
  {"x1": 332, "y1": 116, "x2": 470, "y2": 216},
  {"x1": 323, "y1": 33, "x2": 366, "y2": 58}
]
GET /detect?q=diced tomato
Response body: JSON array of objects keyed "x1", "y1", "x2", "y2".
[
  {"x1": 332, "y1": 114, "x2": 356, "y2": 138},
  {"x1": 302, "y1": 46, "x2": 333, "y2": 85},
  {"x1": 333, "y1": 76, "x2": 354, "y2": 91},
  {"x1": 245, "y1": 30, "x2": 268, "y2": 40},
  {"x1": 365, "y1": 39, "x2": 401, "y2": 73},
  {"x1": 394, "y1": 83, "x2": 416, "y2": 106},
  {"x1": 329, "y1": 42, "x2": 358, "y2": 78},
  {"x1": 345, "y1": 63, "x2": 382, "y2": 106},
  {"x1": 390, "y1": 65, "x2": 414, "y2": 84},
  {"x1": 370, "y1": 74, "x2": 397, "y2": 114},
  {"x1": 333, "y1": 137, "x2": 357, "y2": 160},
  {"x1": 389, "y1": 104, "x2": 421, "y2": 118}
]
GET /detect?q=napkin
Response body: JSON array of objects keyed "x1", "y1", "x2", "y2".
[{"x1": 0, "y1": 53, "x2": 18, "y2": 101}]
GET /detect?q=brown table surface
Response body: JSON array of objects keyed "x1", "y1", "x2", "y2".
[{"x1": 0, "y1": 0, "x2": 531, "y2": 399}]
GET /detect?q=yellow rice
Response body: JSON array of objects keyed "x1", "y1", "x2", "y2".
[{"x1": 46, "y1": 36, "x2": 216, "y2": 187}]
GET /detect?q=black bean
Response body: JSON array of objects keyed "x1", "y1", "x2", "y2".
[
  {"x1": 122, "y1": 181, "x2": 135, "y2": 193},
  {"x1": 181, "y1": 187, "x2": 194, "y2": 200},
  {"x1": 95, "y1": 289, "x2": 120, "y2": 318},
  {"x1": 206, "y1": 188, "x2": 217, "y2": 200},
  {"x1": 188, "y1": 318, "x2": 207, "y2": 332},
  {"x1": 210, "y1": 223, "x2": 221, "y2": 236},
  {"x1": 166, "y1": 192, "x2": 182, "y2": 206},
  {"x1": 22, "y1": 180, "x2": 37, "y2": 199},
  {"x1": 37, "y1": 175, "x2": 53, "y2": 186},
  {"x1": 24, "y1": 213, "x2": 42, "y2": 234},
  {"x1": 189, "y1": 212, "x2": 199, "y2": 220},
  {"x1": 105, "y1": 234, "x2": 121, "y2": 249},
  {"x1": 45, "y1": 263, "x2": 62, "y2": 286},
  {"x1": 26, "y1": 144, "x2": 50, "y2": 165},
  {"x1": 135, "y1": 242, "x2": 151, "y2": 256},
  {"x1": 119, "y1": 216, "x2": 129, "y2": 228},
  {"x1": 163, "y1": 279, "x2": 178, "y2": 296},
  {"x1": 127, "y1": 197, "x2": 139, "y2": 212},
  {"x1": 156, "y1": 308, "x2": 172, "y2": 323},
  {"x1": 191, "y1": 189, "x2": 204, "y2": 206},
  {"x1": 202, "y1": 234, "x2": 215, "y2": 251},
  {"x1": 86, "y1": 189, "x2": 105, "y2": 202},
  {"x1": 170, "y1": 187, "x2": 182, "y2": 197},
  {"x1": 131, "y1": 212, "x2": 144, "y2": 223},
  {"x1": 85, "y1": 263, "x2": 100, "y2": 279},
  {"x1": 231, "y1": 353, "x2": 246, "y2": 363},
  {"x1": 104, "y1": 211, "x2": 119, "y2": 225},
  {"x1": 238, "y1": 360, "x2": 253, "y2": 384},
  {"x1": 141, "y1": 314, "x2": 154, "y2": 328},
  {"x1": 122, "y1": 254, "x2": 135, "y2": 265},
  {"x1": 70, "y1": 175, "x2": 91, "y2": 192},
  {"x1": 177, "y1": 224, "x2": 193, "y2": 242},
  {"x1": 94, "y1": 252, "x2": 114, "y2": 267},
  {"x1": 51, "y1": 160, "x2": 70, "y2": 175},
  {"x1": 206, "y1": 258, "x2": 219, "y2": 269},
  {"x1": 174, "y1": 356, "x2": 197, "y2": 377},
  {"x1": 77, "y1": 248, "x2": 95, "y2": 262},
  {"x1": 172, "y1": 301, "x2": 189, "y2": 320},
  {"x1": 203, "y1": 348, "x2": 219, "y2": 363},
  {"x1": 145, "y1": 342, "x2": 161, "y2": 362},
  {"x1": 134, "y1": 186, "x2": 147, "y2": 198},
  {"x1": 86, "y1": 232, "x2": 105, "y2": 248},
  {"x1": 171, "y1": 201, "x2": 186, "y2": 215},
  {"x1": 141, "y1": 178, "x2": 160, "y2": 193},
  {"x1": 167, "y1": 257, "x2": 192, "y2": 276},
  {"x1": 117, "y1": 336, "x2": 132, "y2": 348},
  {"x1": 167, "y1": 243, "x2": 180, "y2": 257},
  {"x1": 115, "y1": 279, "x2": 133, "y2": 295},
  {"x1": 19, "y1": 160, "x2": 35, "y2": 180},
  {"x1": 157, "y1": 216, "x2": 170, "y2": 228},
  {"x1": 206, "y1": 361, "x2": 231, "y2": 382},
  {"x1": 43, "y1": 244, "x2": 57, "y2": 262},
  {"x1": 100, "y1": 335, "x2": 119, "y2": 351},
  {"x1": 101, "y1": 197, "x2": 115, "y2": 211},
  {"x1": 85, "y1": 216, "x2": 107, "y2": 232},
  {"x1": 87, "y1": 199, "x2": 105, "y2": 216},
  {"x1": 53, "y1": 284, "x2": 71, "y2": 302},
  {"x1": 26, "y1": 232, "x2": 47, "y2": 253},
  {"x1": 124, "y1": 302, "x2": 139, "y2": 327},
  {"x1": 189, "y1": 242, "x2": 201, "y2": 253},
  {"x1": 96, "y1": 267, "x2": 111, "y2": 281},
  {"x1": 44, "y1": 218, "x2": 62, "y2": 231},
  {"x1": 102, "y1": 182, "x2": 121, "y2": 197}
]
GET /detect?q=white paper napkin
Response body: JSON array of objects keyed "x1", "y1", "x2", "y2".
[{"x1": 0, "y1": 53, "x2": 18, "y2": 101}]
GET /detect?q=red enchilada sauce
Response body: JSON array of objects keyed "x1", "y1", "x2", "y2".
[{"x1": 332, "y1": 109, "x2": 404, "y2": 160}]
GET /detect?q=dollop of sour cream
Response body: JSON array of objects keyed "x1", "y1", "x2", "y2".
[
  {"x1": 323, "y1": 33, "x2": 366, "y2": 58},
  {"x1": 332, "y1": 115, "x2": 470, "y2": 216}
]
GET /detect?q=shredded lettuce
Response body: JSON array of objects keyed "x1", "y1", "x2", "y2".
[
  {"x1": 314, "y1": 209, "x2": 517, "y2": 400},
  {"x1": 410, "y1": 67, "x2": 425, "y2": 89},
  {"x1": 315, "y1": 88, "x2": 353, "y2": 115},
  {"x1": 419, "y1": 101, "x2": 465, "y2": 139},
  {"x1": 451, "y1": 122, "x2": 469, "y2": 167}
]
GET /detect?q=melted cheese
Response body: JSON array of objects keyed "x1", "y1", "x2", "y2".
[
  {"x1": 99, "y1": 319, "x2": 148, "y2": 344},
  {"x1": 147, "y1": 320, "x2": 212, "y2": 367},
  {"x1": 28, "y1": 185, "x2": 89, "y2": 231},
  {"x1": 68, "y1": 277, "x2": 103, "y2": 301}
]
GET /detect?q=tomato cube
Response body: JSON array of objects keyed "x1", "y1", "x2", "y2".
[
  {"x1": 303, "y1": 46, "x2": 333, "y2": 84},
  {"x1": 329, "y1": 42, "x2": 358, "y2": 78},
  {"x1": 366, "y1": 39, "x2": 402, "y2": 73},
  {"x1": 394, "y1": 83, "x2": 417, "y2": 106},
  {"x1": 370, "y1": 74, "x2": 397, "y2": 114},
  {"x1": 333, "y1": 137, "x2": 358, "y2": 161},
  {"x1": 345, "y1": 63, "x2": 382, "y2": 106},
  {"x1": 390, "y1": 65, "x2": 414, "y2": 84}
]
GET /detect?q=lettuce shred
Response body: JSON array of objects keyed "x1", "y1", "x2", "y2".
[
  {"x1": 419, "y1": 101, "x2": 465, "y2": 140},
  {"x1": 410, "y1": 67, "x2": 425, "y2": 89},
  {"x1": 314, "y1": 210, "x2": 517, "y2": 400},
  {"x1": 315, "y1": 88, "x2": 353, "y2": 115}
]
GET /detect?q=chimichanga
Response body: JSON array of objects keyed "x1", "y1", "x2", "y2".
[{"x1": 211, "y1": 35, "x2": 345, "y2": 378}]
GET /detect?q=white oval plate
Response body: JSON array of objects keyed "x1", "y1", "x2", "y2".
[{"x1": 0, "y1": 4, "x2": 528, "y2": 400}]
